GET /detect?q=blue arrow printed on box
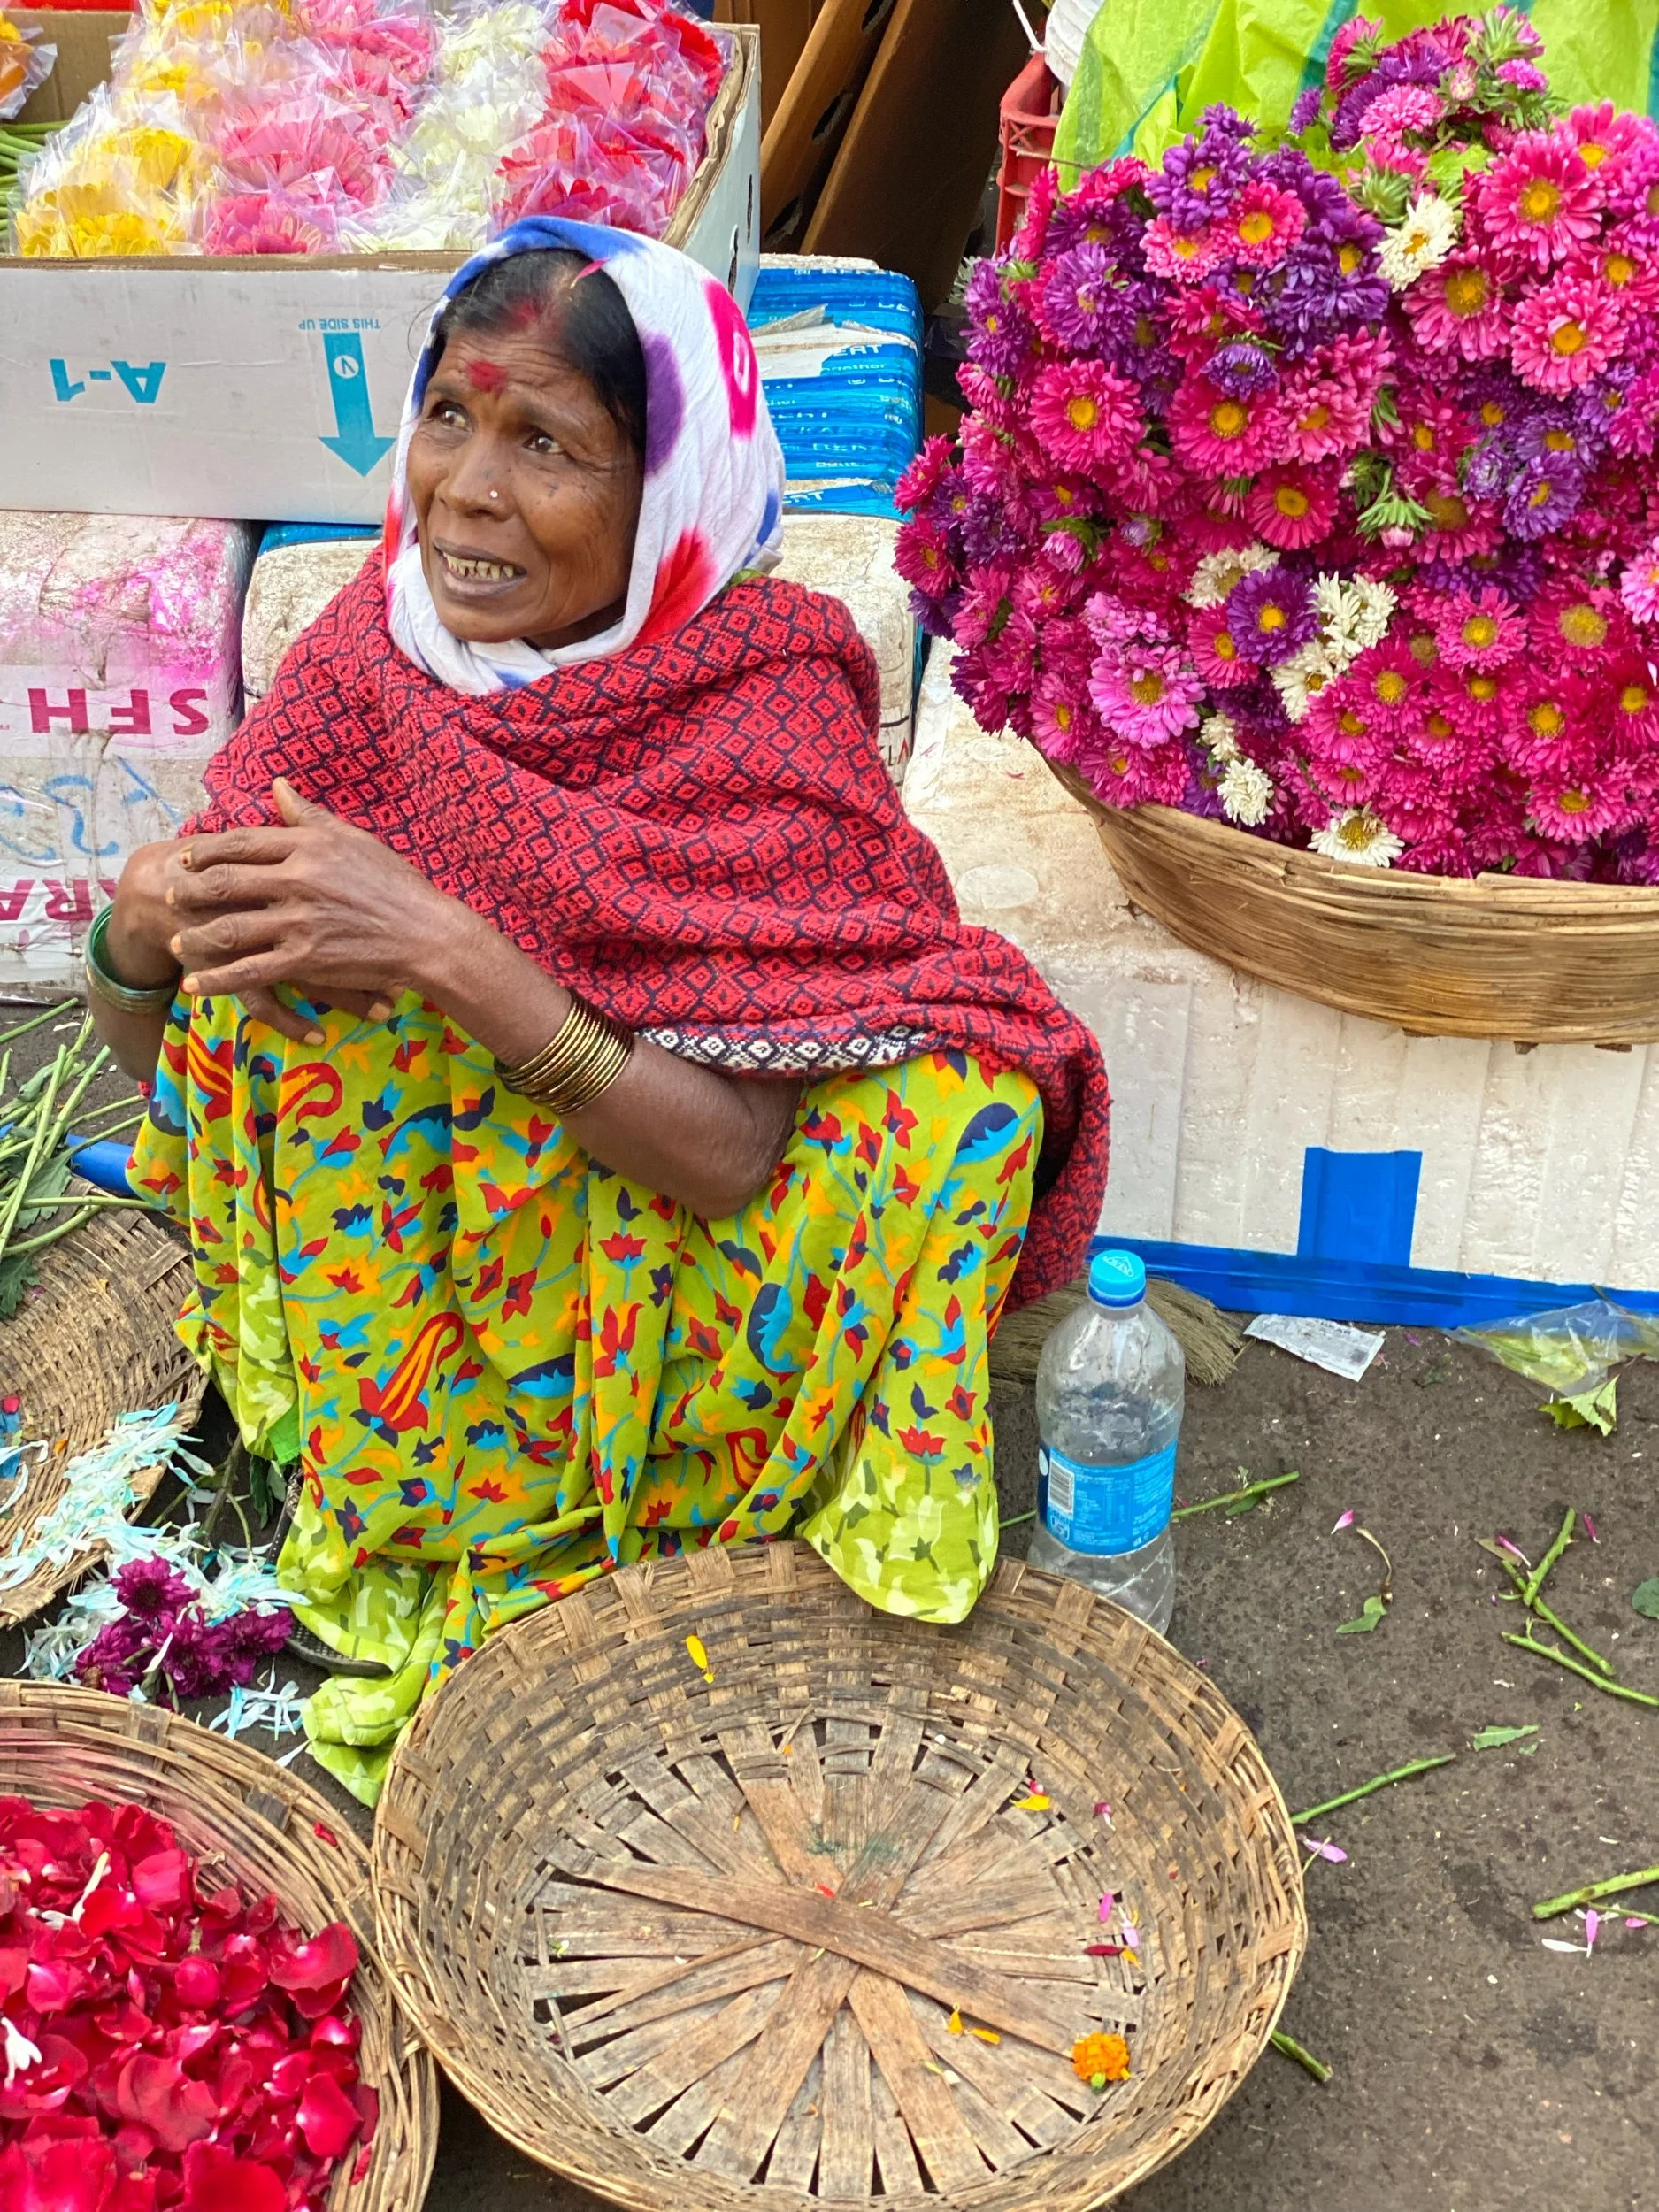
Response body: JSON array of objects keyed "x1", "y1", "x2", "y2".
[{"x1": 320, "y1": 333, "x2": 396, "y2": 476}]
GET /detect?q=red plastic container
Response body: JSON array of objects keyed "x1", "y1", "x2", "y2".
[{"x1": 995, "y1": 50, "x2": 1061, "y2": 250}]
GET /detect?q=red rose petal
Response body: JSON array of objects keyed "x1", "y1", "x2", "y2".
[
  {"x1": 180, "y1": 2142, "x2": 286, "y2": 2212},
  {"x1": 131, "y1": 1854, "x2": 188, "y2": 1916},
  {"x1": 171, "y1": 1960, "x2": 219, "y2": 2012},
  {"x1": 25, "y1": 1962, "x2": 73, "y2": 2015},
  {"x1": 296, "y1": 2070, "x2": 361, "y2": 2161},
  {"x1": 267, "y1": 1925, "x2": 357, "y2": 1996},
  {"x1": 0, "y1": 2130, "x2": 117, "y2": 2212},
  {"x1": 113, "y1": 2053, "x2": 218, "y2": 2154}
]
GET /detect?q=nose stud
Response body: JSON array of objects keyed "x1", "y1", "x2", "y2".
[{"x1": 488, "y1": 489, "x2": 500, "y2": 502}]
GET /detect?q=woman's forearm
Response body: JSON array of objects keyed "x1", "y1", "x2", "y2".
[
  {"x1": 88, "y1": 849, "x2": 183, "y2": 1085},
  {"x1": 419, "y1": 905, "x2": 797, "y2": 1219}
]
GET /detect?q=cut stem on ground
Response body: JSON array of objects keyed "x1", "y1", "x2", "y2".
[
  {"x1": 1289, "y1": 1754, "x2": 1456, "y2": 1828},
  {"x1": 1532, "y1": 1865, "x2": 1659, "y2": 1920},
  {"x1": 1172, "y1": 1471, "x2": 1301, "y2": 1519},
  {"x1": 1523, "y1": 1508, "x2": 1575, "y2": 1607},
  {"x1": 1503, "y1": 1632, "x2": 1659, "y2": 1709},
  {"x1": 1270, "y1": 2030, "x2": 1332, "y2": 2084}
]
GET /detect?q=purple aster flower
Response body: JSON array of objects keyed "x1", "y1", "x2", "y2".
[
  {"x1": 1288, "y1": 87, "x2": 1323, "y2": 134},
  {"x1": 1464, "y1": 436, "x2": 1515, "y2": 502},
  {"x1": 1196, "y1": 103, "x2": 1256, "y2": 147},
  {"x1": 964, "y1": 259, "x2": 1036, "y2": 379},
  {"x1": 1574, "y1": 367, "x2": 1632, "y2": 455},
  {"x1": 1147, "y1": 125, "x2": 1251, "y2": 228},
  {"x1": 1208, "y1": 341, "x2": 1280, "y2": 397},
  {"x1": 960, "y1": 494, "x2": 1021, "y2": 566},
  {"x1": 1504, "y1": 454, "x2": 1586, "y2": 540},
  {"x1": 1182, "y1": 735, "x2": 1226, "y2": 818},
  {"x1": 1515, "y1": 409, "x2": 1595, "y2": 469},
  {"x1": 1261, "y1": 243, "x2": 1389, "y2": 350},
  {"x1": 1041, "y1": 242, "x2": 1122, "y2": 354},
  {"x1": 112, "y1": 1556, "x2": 194, "y2": 1620},
  {"x1": 1468, "y1": 543, "x2": 1548, "y2": 603},
  {"x1": 1227, "y1": 566, "x2": 1318, "y2": 665},
  {"x1": 909, "y1": 583, "x2": 959, "y2": 639},
  {"x1": 1227, "y1": 673, "x2": 1293, "y2": 739}
]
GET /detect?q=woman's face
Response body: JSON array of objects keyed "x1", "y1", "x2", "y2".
[{"x1": 406, "y1": 321, "x2": 643, "y2": 649}]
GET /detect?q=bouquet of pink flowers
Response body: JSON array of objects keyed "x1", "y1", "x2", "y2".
[{"x1": 899, "y1": 8, "x2": 1659, "y2": 880}]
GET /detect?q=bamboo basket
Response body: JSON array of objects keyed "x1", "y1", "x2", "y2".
[
  {"x1": 0, "y1": 1682, "x2": 440, "y2": 2210},
  {"x1": 0, "y1": 1205, "x2": 205, "y2": 1624},
  {"x1": 372, "y1": 1542, "x2": 1304, "y2": 2212},
  {"x1": 1050, "y1": 764, "x2": 1659, "y2": 1043}
]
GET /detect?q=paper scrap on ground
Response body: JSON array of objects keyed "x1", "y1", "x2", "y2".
[{"x1": 1244, "y1": 1315, "x2": 1386, "y2": 1381}]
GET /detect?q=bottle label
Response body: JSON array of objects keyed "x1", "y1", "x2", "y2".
[{"x1": 1038, "y1": 1440, "x2": 1176, "y2": 1556}]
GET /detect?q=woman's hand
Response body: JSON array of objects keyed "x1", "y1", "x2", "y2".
[{"x1": 165, "y1": 780, "x2": 476, "y2": 1045}]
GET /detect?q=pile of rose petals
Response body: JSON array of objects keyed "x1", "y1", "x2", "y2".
[{"x1": 0, "y1": 1796, "x2": 375, "y2": 2211}]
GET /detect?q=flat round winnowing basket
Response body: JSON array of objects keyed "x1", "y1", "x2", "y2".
[
  {"x1": 0, "y1": 1682, "x2": 439, "y2": 2209},
  {"x1": 372, "y1": 1544, "x2": 1305, "y2": 2212},
  {"x1": 0, "y1": 1205, "x2": 206, "y2": 1624},
  {"x1": 1052, "y1": 766, "x2": 1659, "y2": 1043}
]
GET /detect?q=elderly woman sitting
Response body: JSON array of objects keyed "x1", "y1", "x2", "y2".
[{"x1": 89, "y1": 219, "x2": 1109, "y2": 1802}]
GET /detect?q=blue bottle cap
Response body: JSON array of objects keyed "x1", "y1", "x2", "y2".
[{"x1": 1087, "y1": 1249, "x2": 1146, "y2": 1309}]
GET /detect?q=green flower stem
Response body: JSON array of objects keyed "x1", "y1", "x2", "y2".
[
  {"x1": 1289, "y1": 1754, "x2": 1456, "y2": 1827},
  {"x1": 1271, "y1": 2030, "x2": 1332, "y2": 2083},
  {"x1": 0, "y1": 1046, "x2": 67, "y2": 1263},
  {"x1": 0, "y1": 1000, "x2": 75, "y2": 1050},
  {"x1": 1172, "y1": 1471, "x2": 1301, "y2": 1519},
  {"x1": 1523, "y1": 1508, "x2": 1575, "y2": 1607},
  {"x1": 1532, "y1": 1866, "x2": 1659, "y2": 1920},
  {"x1": 1497, "y1": 1557, "x2": 1612, "y2": 1675},
  {"x1": 1502, "y1": 1632, "x2": 1659, "y2": 1708},
  {"x1": 2, "y1": 1202, "x2": 148, "y2": 1256}
]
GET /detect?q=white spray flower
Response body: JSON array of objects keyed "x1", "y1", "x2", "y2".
[
  {"x1": 1219, "y1": 757, "x2": 1276, "y2": 826},
  {"x1": 1185, "y1": 541, "x2": 1280, "y2": 608},
  {"x1": 1379, "y1": 194, "x2": 1460, "y2": 291},
  {"x1": 1201, "y1": 709, "x2": 1240, "y2": 762},
  {"x1": 1309, "y1": 810, "x2": 1404, "y2": 866}
]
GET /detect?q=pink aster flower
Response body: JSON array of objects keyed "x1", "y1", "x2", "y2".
[
  {"x1": 1143, "y1": 218, "x2": 1223, "y2": 284},
  {"x1": 1530, "y1": 772, "x2": 1632, "y2": 842},
  {"x1": 1620, "y1": 537, "x2": 1659, "y2": 624},
  {"x1": 1529, "y1": 585, "x2": 1627, "y2": 669},
  {"x1": 1246, "y1": 464, "x2": 1340, "y2": 550},
  {"x1": 1586, "y1": 227, "x2": 1659, "y2": 310},
  {"x1": 1501, "y1": 680, "x2": 1596, "y2": 778},
  {"x1": 1564, "y1": 103, "x2": 1647, "y2": 186},
  {"x1": 1089, "y1": 640, "x2": 1204, "y2": 745},
  {"x1": 1608, "y1": 657, "x2": 1659, "y2": 748},
  {"x1": 1031, "y1": 675, "x2": 1105, "y2": 763},
  {"x1": 1186, "y1": 603, "x2": 1255, "y2": 687},
  {"x1": 1303, "y1": 686, "x2": 1385, "y2": 767},
  {"x1": 1418, "y1": 488, "x2": 1503, "y2": 564},
  {"x1": 1029, "y1": 360, "x2": 1141, "y2": 472},
  {"x1": 1080, "y1": 736, "x2": 1191, "y2": 808},
  {"x1": 1221, "y1": 182, "x2": 1307, "y2": 269},
  {"x1": 1361, "y1": 84, "x2": 1442, "y2": 143},
  {"x1": 1167, "y1": 373, "x2": 1286, "y2": 476},
  {"x1": 1436, "y1": 586, "x2": 1526, "y2": 672},
  {"x1": 1510, "y1": 271, "x2": 1624, "y2": 394},
  {"x1": 1349, "y1": 640, "x2": 1425, "y2": 733},
  {"x1": 1405, "y1": 253, "x2": 1510, "y2": 359},
  {"x1": 1475, "y1": 134, "x2": 1602, "y2": 272}
]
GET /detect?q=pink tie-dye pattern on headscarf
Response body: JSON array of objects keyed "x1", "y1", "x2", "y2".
[{"x1": 384, "y1": 216, "x2": 785, "y2": 694}]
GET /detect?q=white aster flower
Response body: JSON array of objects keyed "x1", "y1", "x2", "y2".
[
  {"x1": 1379, "y1": 194, "x2": 1460, "y2": 292},
  {"x1": 1186, "y1": 541, "x2": 1279, "y2": 608},
  {"x1": 1219, "y1": 757, "x2": 1275, "y2": 826},
  {"x1": 1201, "y1": 709, "x2": 1240, "y2": 762},
  {"x1": 1271, "y1": 647, "x2": 1338, "y2": 722},
  {"x1": 1348, "y1": 575, "x2": 1397, "y2": 650},
  {"x1": 1309, "y1": 810, "x2": 1403, "y2": 867}
]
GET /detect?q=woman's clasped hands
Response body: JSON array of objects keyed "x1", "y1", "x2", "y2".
[{"x1": 141, "y1": 779, "x2": 470, "y2": 1046}]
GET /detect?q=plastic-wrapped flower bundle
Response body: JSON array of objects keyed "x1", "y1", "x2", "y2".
[
  {"x1": 12, "y1": 0, "x2": 724, "y2": 257},
  {"x1": 0, "y1": 1794, "x2": 375, "y2": 2208},
  {"x1": 0, "y1": 10, "x2": 54, "y2": 122},
  {"x1": 491, "y1": 0, "x2": 724, "y2": 236},
  {"x1": 900, "y1": 8, "x2": 1659, "y2": 884}
]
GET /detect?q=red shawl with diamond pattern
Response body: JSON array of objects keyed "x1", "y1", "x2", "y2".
[{"x1": 197, "y1": 561, "x2": 1110, "y2": 1303}]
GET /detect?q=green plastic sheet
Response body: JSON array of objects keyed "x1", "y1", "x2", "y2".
[{"x1": 1052, "y1": 0, "x2": 1659, "y2": 178}]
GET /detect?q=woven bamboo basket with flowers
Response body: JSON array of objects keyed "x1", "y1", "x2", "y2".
[{"x1": 1052, "y1": 767, "x2": 1659, "y2": 1042}]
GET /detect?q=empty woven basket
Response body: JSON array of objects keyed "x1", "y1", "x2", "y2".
[
  {"x1": 0, "y1": 1682, "x2": 439, "y2": 2209},
  {"x1": 373, "y1": 1543, "x2": 1304, "y2": 2211},
  {"x1": 0, "y1": 1205, "x2": 205, "y2": 1624}
]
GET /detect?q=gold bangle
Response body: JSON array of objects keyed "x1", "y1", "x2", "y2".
[{"x1": 495, "y1": 992, "x2": 634, "y2": 1118}]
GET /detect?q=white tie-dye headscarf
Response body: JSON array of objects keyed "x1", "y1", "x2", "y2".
[{"x1": 383, "y1": 217, "x2": 786, "y2": 693}]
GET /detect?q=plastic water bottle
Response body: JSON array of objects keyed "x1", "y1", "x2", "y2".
[{"x1": 1027, "y1": 1249, "x2": 1183, "y2": 1635}]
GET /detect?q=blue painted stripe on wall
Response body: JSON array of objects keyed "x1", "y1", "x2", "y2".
[
  {"x1": 1297, "y1": 1148, "x2": 1422, "y2": 1268},
  {"x1": 1093, "y1": 1233, "x2": 1659, "y2": 1330}
]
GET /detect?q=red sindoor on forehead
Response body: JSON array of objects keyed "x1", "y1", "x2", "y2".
[{"x1": 465, "y1": 359, "x2": 509, "y2": 394}]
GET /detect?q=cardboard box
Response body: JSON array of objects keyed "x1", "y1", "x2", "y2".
[
  {"x1": 905, "y1": 649, "x2": 1659, "y2": 1326},
  {"x1": 0, "y1": 16, "x2": 761, "y2": 526},
  {"x1": 0, "y1": 509, "x2": 257, "y2": 995}
]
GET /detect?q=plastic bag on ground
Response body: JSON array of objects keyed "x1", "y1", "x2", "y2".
[{"x1": 1457, "y1": 1298, "x2": 1659, "y2": 1401}]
